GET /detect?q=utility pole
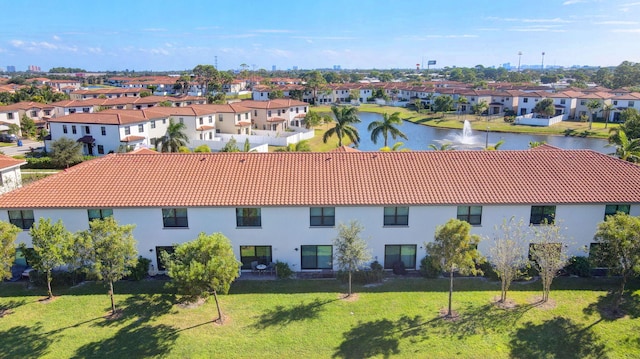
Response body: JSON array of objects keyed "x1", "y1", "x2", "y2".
[
  {"x1": 517, "y1": 51, "x2": 522, "y2": 72},
  {"x1": 215, "y1": 56, "x2": 218, "y2": 69},
  {"x1": 541, "y1": 52, "x2": 545, "y2": 71}
]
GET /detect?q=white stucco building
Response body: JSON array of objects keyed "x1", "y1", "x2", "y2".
[{"x1": 1, "y1": 148, "x2": 639, "y2": 274}]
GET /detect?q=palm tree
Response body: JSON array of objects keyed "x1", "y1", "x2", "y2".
[
  {"x1": 608, "y1": 129, "x2": 640, "y2": 163},
  {"x1": 486, "y1": 139, "x2": 505, "y2": 151},
  {"x1": 586, "y1": 99, "x2": 601, "y2": 130},
  {"x1": 456, "y1": 96, "x2": 468, "y2": 118},
  {"x1": 380, "y1": 142, "x2": 409, "y2": 152},
  {"x1": 367, "y1": 112, "x2": 408, "y2": 147},
  {"x1": 159, "y1": 118, "x2": 189, "y2": 152},
  {"x1": 323, "y1": 106, "x2": 361, "y2": 147},
  {"x1": 602, "y1": 103, "x2": 615, "y2": 129},
  {"x1": 428, "y1": 143, "x2": 454, "y2": 151}
]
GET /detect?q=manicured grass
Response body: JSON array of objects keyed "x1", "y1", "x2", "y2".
[{"x1": 1, "y1": 276, "x2": 638, "y2": 358}]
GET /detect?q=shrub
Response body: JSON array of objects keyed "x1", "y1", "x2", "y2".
[
  {"x1": 478, "y1": 261, "x2": 500, "y2": 281},
  {"x1": 275, "y1": 261, "x2": 293, "y2": 279},
  {"x1": 564, "y1": 256, "x2": 592, "y2": 277},
  {"x1": 419, "y1": 255, "x2": 441, "y2": 278},
  {"x1": 336, "y1": 261, "x2": 384, "y2": 284},
  {"x1": 392, "y1": 260, "x2": 407, "y2": 275},
  {"x1": 128, "y1": 256, "x2": 151, "y2": 281}
]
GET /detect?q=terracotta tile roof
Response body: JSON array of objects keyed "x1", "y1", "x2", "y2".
[
  {"x1": 196, "y1": 125, "x2": 215, "y2": 131},
  {"x1": 0, "y1": 101, "x2": 47, "y2": 111},
  {"x1": 267, "y1": 117, "x2": 286, "y2": 122},
  {"x1": 2, "y1": 150, "x2": 640, "y2": 209},
  {"x1": 48, "y1": 111, "x2": 149, "y2": 125},
  {"x1": 241, "y1": 99, "x2": 307, "y2": 109},
  {"x1": 129, "y1": 148, "x2": 158, "y2": 155},
  {"x1": 236, "y1": 122, "x2": 251, "y2": 126},
  {"x1": 120, "y1": 136, "x2": 145, "y2": 142},
  {"x1": 0, "y1": 155, "x2": 26, "y2": 170}
]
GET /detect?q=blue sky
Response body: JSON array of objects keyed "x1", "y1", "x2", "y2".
[{"x1": 2, "y1": 0, "x2": 639, "y2": 72}]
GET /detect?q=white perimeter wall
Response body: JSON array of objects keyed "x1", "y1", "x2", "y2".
[{"x1": 3, "y1": 203, "x2": 637, "y2": 272}]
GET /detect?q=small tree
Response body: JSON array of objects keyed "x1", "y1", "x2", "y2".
[
  {"x1": 29, "y1": 218, "x2": 72, "y2": 298},
  {"x1": 529, "y1": 221, "x2": 568, "y2": 303},
  {"x1": 332, "y1": 221, "x2": 372, "y2": 297},
  {"x1": 426, "y1": 218, "x2": 484, "y2": 317},
  {"x1": 80, "y1": 217, "x2": 137, "y2": 315},
  {"x1": 490, "y1": 217, "x2": 528, "y2": 303},
  {"x1": 220, "y1": 137, "x2": 240, "y2": 152},
  {"x1": 593, "y1": 213, "x2": 640, "y2": 311},
  {"x1": 0, "y1": 221, "x2": 20, "y2": 280},
  {"x1": 193, "y1": 144, "x2": 211, "y2": 153},
  {"x1": 50, "y1": 137, "x2": 83, "y2": 169},
  {"x1": 533, "y1": 98, "x2": 555, "y2": 118},
  {"x1": 162, "y1": 232, "x2": 240, "y2": 323},
  {"x1": 20, "y1": 114, "x2": 37, "y2": 139},
  {"x1": 65, "y1": 231, "x2": 95, "y2": 285}
]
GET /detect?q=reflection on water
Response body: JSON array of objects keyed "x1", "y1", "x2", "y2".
[{"x1": 353, "y1": 112, "x2": 609, "y2": 153}]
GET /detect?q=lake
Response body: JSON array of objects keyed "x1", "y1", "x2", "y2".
[{"x1": 353, "y1": 112, "x2": 610, "y2": 153}]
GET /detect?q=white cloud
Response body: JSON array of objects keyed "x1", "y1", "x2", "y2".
[
  {"x1": 142, "y1": 28, "x2": 166, "y2": 32},
  {"x1": 290, "y1": 36, "x2": 357, "y2": 40},
  {"x1": 594, "y1": 20, "x2": 638, "y2": 25},
  {"x1": 253, "y1": 29, "x2": 292, "y2": 33},
  {"x1": 563, "y1": 0, "x2": 587, "y2": 5},
  {"x1": 611, "y1": 28, "x2": 640, "y2": 32},
  {"x1": 52, "y1": 35, "x2": 61, "y2": 41},
  {"x1": 88, "y1": 47, "x2": 102, "y2": 54},
  {"x1": 264, "y1": 48, "x2": 292, "y2": 58},
  {"x1": 486, "y1": 16, "x2": 573, "y2": 23}
]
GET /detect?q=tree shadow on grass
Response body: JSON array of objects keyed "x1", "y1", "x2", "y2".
[
  {"x1": 509, "y1": 317, "x2": 609, "y2": 359},
  {"x1": 255, "y1": 297, "x2": 337, "y2": 329},
  {"x1": 0, "y1": 299, "x2": 26, "y2": 317},
  {"x1": 333, "y1": 315, "x2": 434, "y2": 359},
  {"x1": 583, "y1": 290, "x2": 640, "y2": 321},
  {"x1": 0, "y1": 323, "x2": 54, "y2": 359},
  {"x1": 427, "y1": 302, "x2": 536, "y2": 339},
  {"x1": 93, "y1": 292, "x2": 176, "y2": 327},
  {"x1": 74, "y1": 323, "x2": 178, "y2": 358}
]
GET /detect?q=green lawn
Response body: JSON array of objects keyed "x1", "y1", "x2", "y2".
[{"x1": 1, "y1": 276, "x2": 638, "y2": 358}]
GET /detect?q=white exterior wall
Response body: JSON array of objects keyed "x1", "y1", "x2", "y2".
[
  {"x1": 0, "y1": 111, "x2": 20, "y2": 126},
  {"x1": 48, "y1": 123, "x2": 123, "y2": 155},
  {"x1": 4, "y1": 203, "x2": 636, "y2": 273},
  {"x1": 0, "y1": 167, "x2": 22, "y2": 194},
  {"x1": 517, "y1": 96, "x2": 539, "y2": 115}
]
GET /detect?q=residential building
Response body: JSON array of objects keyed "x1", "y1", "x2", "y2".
[
  {"x1": 0, "y1": 155, "x2": 25, "y2": 194},
  {"x1": 1, "y1": 149, "x2": 639, "y2": 273},
  {"x1": 241, "y1": 99, "x2": 308, "y2": 131}
]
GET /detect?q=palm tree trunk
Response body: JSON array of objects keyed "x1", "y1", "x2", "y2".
[{"x1": 348, "y1": 271, "x2": 352, "y2": 297}]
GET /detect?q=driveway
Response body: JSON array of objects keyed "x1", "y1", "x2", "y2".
[{"x1": 0, "y1": 139, "x2": 45, "y2": 156}]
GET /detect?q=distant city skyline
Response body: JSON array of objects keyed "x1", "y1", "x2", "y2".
[{"x1": 2, "y1": 0, "x2": 640, "y2": 72}]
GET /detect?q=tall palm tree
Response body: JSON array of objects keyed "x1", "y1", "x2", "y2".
[
  {"x1": 367, "y1": 112, "x2": 408, "y2": 147},
  {"x1": 428, "y1": 143, "x2": 454, "y2": 151},
  {"x1": 602, "y1": 103, "x2": 615, "y2": 129},
  {"x1": 608, "y1": 129, "x2": 640, "y2": 163},
  {"x1": 160, "y1": 118, "x2": 189, "y2": 152},
  {"x1": 586, "y1": 99, "x2": 601, "y2": 130},
  {"x1": 323, "y1": 106, "x2": 361, "y2": 147}
]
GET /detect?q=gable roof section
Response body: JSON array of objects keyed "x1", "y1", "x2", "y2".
[
  {"x1": 0, "y1": 155, "x2": 26, "y2": 170},
  {"x1": 1, "y1": 150, "x2": 640, "y2": 209}
]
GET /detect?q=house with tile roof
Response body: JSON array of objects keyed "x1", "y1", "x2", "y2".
[
  {"x1": 0, "y1": 155, "x2": 25, "y2": 194},
  {"x1": 241, "y1": 99, "x2": 308, "y2": 131},
  {"x1": 575, "y1": 92, "x2": 615, "y2": 121},
  {"x1": 1, "y1": 149, "x2": 638, "y2": 273},
  {"x1": 610, "y1": 93, "x2": 640, "y2": 122}
]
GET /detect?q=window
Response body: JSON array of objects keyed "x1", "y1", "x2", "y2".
[
  {"x1": 84, "y1": 126, "x2": 90, "y2": 134},
  {"x1": 82, "y1": 108, "x2": 90, "y2": 113},
  {"x1": 72, "y1": 125, "x2": 77, "y2": 134},
  {"x1": 31, "y1": 110, "x2": 37, "y2": 117},
  {"x1": 268, "y1": 110, "x2": 272, "y2": 117},
  {"x1": 523, "y1": 98, "x2": 529, "y2": 103},
  {"x1": 101, "y1": 126, "x2": 106, "y2": 136},
  {"x1": 44, "y1": 110, "x2": 51, "y2": 116},
  {"x1": 8, "y1": 210, "x2": 34, "y2": 230},
  {"x1": 7, "y1": 113, "x2": 13, "y2": 120},
  {"x1": 310, "y1": 207, "x2": 335, "y2": 227},
  {"x1": 151, "y1": 121, "x2": 156, "y2": 129},
  {"x1": 560, "y1": 99, "x2": 566, "y2": 105},
  {"x1": 530, "y1": 205, "x2": 556, "y2": 225},
  {"x1": 124, "y1": 126, "x2": 130, "y2": 135},
  {"x1": 237, "y1": 114, "x2": 241, "y2": 121},
  {"x1": 301, "y1": 245, "x2": 332, "y2": 269},
  {"x1": 240, "y1": 245, "x2": 272, "y2": 269},
  {"x1": 63, "y1": 125, "x2": 68, "y2": 134},
  {"x1": 218, "y1": 114, "x2": 223, "y2": 122},
  {"x1": 604, "y1": 204, "x2": 630, "y2": 219},
  {"x1": 155, "y1": 246, "x2": 175, "y2": 271},
  {"x1": 457, "y1": 206, "x2": 482, "y2": 225},
  {"x1": 208, "y1": 116, "x2": 212, "y2": 123},
  {"x1": 630, "y1": 101, "x2": 635, "y2": 107},
  {"x1": 87, "y1": 209, "x2": 113, "y2": 221},
  {"x1": 613, "y1": 101, "x2": 618, "y2": 105},
  {"x1": 162, "y1": 118, "x2": 167, "y2": 124},
  {"x1": 384, "y1": 207, "x2": 409, "y2": 226},
  {"x1": 69, "y1": 109, "x2": 76, "y2": 114},
  {"x1": 384, "y1": 245, "x2": 417, "y2": 269},
  {"x1": 580, "y1": 100, "x2": 586, "y2": 105},
  {"x1": 254, "y1": 110, "x2": 258, "y2": 116},
  {"x1": 245, "y1": 113, "x2": 249, "y2": 119},
  {"x1": 138, "y1": 124, "x2": 144, "y2": 132},
  {"x1": 97, "y1": 145, "x2": 104, "y2": 154},
  {"x1": 162, "y1": 208, "x2": 188, "y2": 228},
  {"x1": 236, "y1": 208, "x2": 261, "y2": 227},
  {"x1": 199, "y1": 117, "x2": 203, "y2": 125},
  {"x1": 179, "y1": 118, "x2": 184, "y2": 124}
]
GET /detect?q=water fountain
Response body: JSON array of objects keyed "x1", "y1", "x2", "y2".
[{"x1": 435, "y1": 120, "x2": 485, "y2": 149}]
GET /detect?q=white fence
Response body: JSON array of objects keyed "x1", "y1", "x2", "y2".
[
  {"x1": 514, "y1": 113, "x2": 564, "y2": 127},
  {"x1": 189, "y1": 139, "x2": 269, "y2": 153}
]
